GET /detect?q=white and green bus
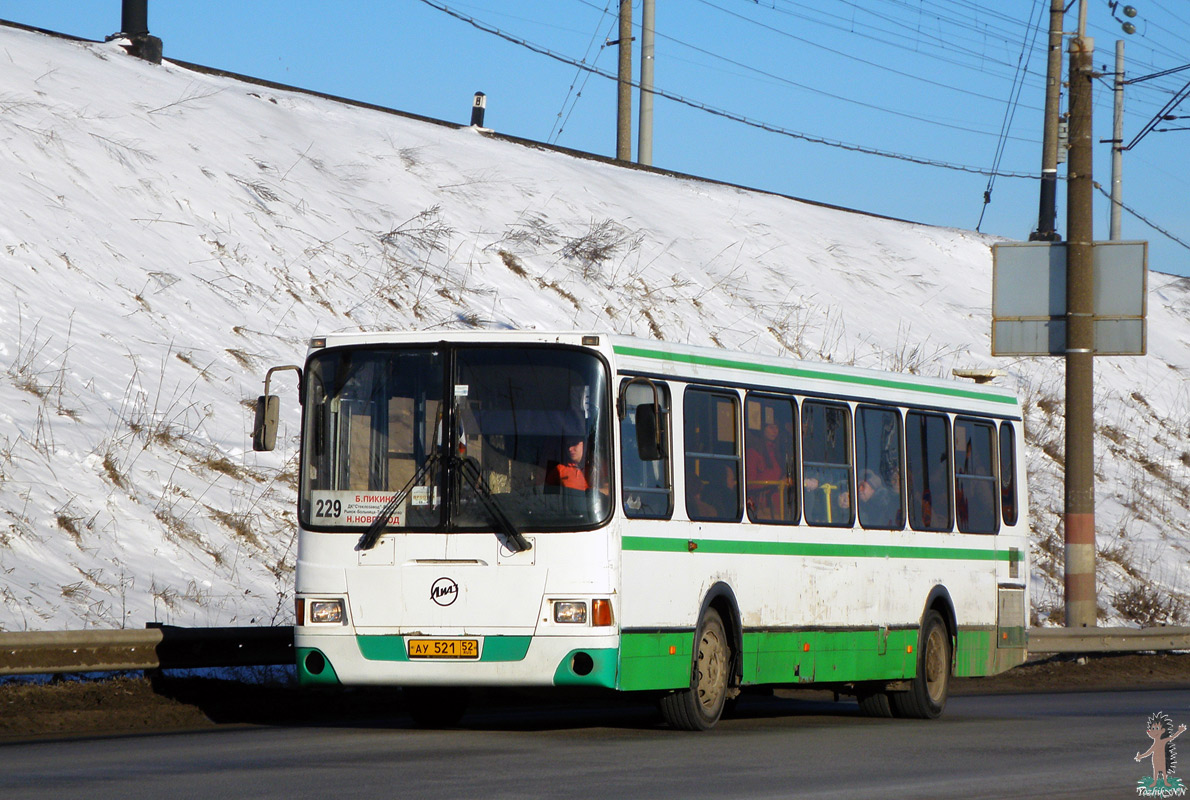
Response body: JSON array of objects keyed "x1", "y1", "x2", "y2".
[{"x1": 253, "y1": 331, "x2": 1028, "y2": 730}]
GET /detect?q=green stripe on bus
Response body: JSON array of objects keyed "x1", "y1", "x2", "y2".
[
  {"x1": 612, "y1": 344, "x2": 1017, "y2": 405},
  {"x1": 619, "y1": 627, "x2": 1015, "y2": 691},
  {"x1": 355, "y1": 635, "x2": 532, "y2": 662},
  {"x1": 481, "y1": 636, "x2": 533, "y2": 661},
  {"x1": 622, "y1": 535, "x2": 1018, "y2": 562},
  {"x1": 619, "y1": 631, "x2": 693, "y2": 691},
  {"x1": 744, "y1": 628, "x2": 917, "y2": 684}
]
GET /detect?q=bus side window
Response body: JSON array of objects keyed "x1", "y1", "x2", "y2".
[
  {"x1": 906, "y1": 411, "x2": 952, "y2": 532},
  {"x1": 1000, "y1": 422, "x2": 1018, "y2": 526},
  {"x1": 801, "y1": 401, "x2": 853, "y2": 527},
  {"x1": 684, "y1": 388, "x2": 741, "y2": 522},
  {"x1": 744, "y1": 394, "x2": 798, "y2": 524},
  {"x1": 620, "y1": 381, "x2": 673, "y2": 519},
  {"x1": 955, "y1": 418, "x2": 999, "y2": 534},
  {"x1": 856, "y1": 406, "x2": 905, "y2": 530}
]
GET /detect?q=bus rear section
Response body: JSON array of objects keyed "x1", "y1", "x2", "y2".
[{"x1": 606, "y1": 341, "x2": 1030, "y2": 728}]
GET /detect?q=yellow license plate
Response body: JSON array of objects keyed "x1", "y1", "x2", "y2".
[{"x1": 407, "y1": 638, "x2": 479, "y2": 659}]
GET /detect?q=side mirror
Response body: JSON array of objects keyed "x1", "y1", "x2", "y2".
[
  {"x1": 251, "y1": 364, "x2": 303, "y2": 452},
  {"x1": 635, "y1": 403, "x2": 666, "y2": 462},
  {"x1": 252, "y1": 395, "x2": 280, "y2": 451}
]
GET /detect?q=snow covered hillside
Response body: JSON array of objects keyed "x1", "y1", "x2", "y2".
[{"x1": 1, "y1": 24, "x2": 1187, "y2": 631}]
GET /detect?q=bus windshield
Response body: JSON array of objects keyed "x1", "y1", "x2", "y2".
[{"x1": 300, "y1": 345, "x2": 612, "y2": 533}]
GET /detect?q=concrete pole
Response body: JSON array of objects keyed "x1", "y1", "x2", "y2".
[
  {"x1": 637, "y1": 0, "x2": 655, "y2": 166},
  {"x1": 616, "y1": 0, "x2": 633, "y2": 161},
  {"x1": 1064, "y1": 28, "x2": 1097, "y2": 629},
  {"x1": 1031, "y1": 0, "x2": 1065, "y2": 242},
  {"x1": 1110, "y1": 40, "x2": 1125, "y2": 240}
]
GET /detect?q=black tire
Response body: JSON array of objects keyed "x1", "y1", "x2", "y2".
[
  {"x1": 403, "y1": 686, "x2": 468, "y2": 728},
  {"x1": 856, "y1": 688, "x2": 894, "y2": 718},
  {"x1": 891, "y1": 610, "x2": 951, "y2": 719},
  {"x1": 658, "y1": 608, "x2": 731, "y2": 731}
]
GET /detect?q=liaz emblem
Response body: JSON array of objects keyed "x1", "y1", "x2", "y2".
[{"x1": 430, "y1": 577, "x2": 459, "y2": 607}]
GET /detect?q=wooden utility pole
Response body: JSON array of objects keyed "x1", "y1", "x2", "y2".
[
  {"x1": 1064, "y1": 12, "x2": 1097, "y2": 628},
  {"x1": 616, "y1": 0, "x2": 633, "y2": 161}
]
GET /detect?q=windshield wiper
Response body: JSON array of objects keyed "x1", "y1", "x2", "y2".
[
  {"x1": 356, "y1": 451, "x2": 531, "y2": 554},
  {"x1": 356, "y1": 451, "x2": 440, "y2": 552},
  {"x1": 454, "y1": 455, "x2": 532, "y2": 553}
]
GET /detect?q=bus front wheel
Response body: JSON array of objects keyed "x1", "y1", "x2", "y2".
[
  {"x1": 659, "y1": 608, "x2": 731, "y2": 731},
  {"x1": 891, "y1": 610, "x2": 951, "y2": 719}
]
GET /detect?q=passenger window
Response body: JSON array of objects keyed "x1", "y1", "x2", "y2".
[
  {"x1": 955, "y1": 418, "x2": 999, "y2": 534},
  {"x1": 685, "y1": 389, "x2": 741, "y2": 522},
  {"x1": 620, "y1": 380, "x2": 672, "y2": 519},
  {"x1": 744, "y1": 395, "x2": 798, "y2": 524},
  {"x1": 801, "y1": 401, "x2": 853, "y2": 527},
  {"x1": 856, "y1": 406, "x2": 905, "y2": 530},
  {"x1": 906, "y1": 411, "x2": 952, "y2": 532},
  {"x1": 1000, "y1": 423, "x2": 1018, "y2": 526}
]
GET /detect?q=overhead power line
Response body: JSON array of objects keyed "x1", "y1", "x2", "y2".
[
  {"x1": 756, "y1": 0, "x2": 1180, "y2": 117},
  {"x1": 749, "y1": 0, "x2": 1044, "y2": 80},
  {"x1": 977, "y1": 0, "x2": 1046, "y2": 230},
  {"x1": 1097, "y1": 184, "x2": 1190, "y2": 253},
  {"x1": 417, "y1": 0, "x2": 1042, "y2": 179},
  {"x1": 689, "y1": 0, "x2": 1044, "y2": 115},
  {"x1": 619, "y1": 1, "x2": 1033, "y2": 139},
  {"x1": 548, "y1": 1, "x2": 616, "y2": 144}
]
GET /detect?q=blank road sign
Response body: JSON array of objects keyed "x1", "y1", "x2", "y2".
[{"x1": 991, "y1": 241, "x2": 1147, "y2": 356}]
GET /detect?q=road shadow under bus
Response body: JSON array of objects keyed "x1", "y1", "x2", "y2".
[
  {"x1": 147, "y1": 652, "x2": 1190, "y2": 733},
  {"x1": 148, "y1": 676, "x2": 860, "y2": 733}
]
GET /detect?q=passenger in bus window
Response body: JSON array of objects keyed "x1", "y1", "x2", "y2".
[
  {"x1": 857, "y1": 469, "x2": 901, "y2": 529},
  {"x1": 690, "y1": 460, "x2": 739, "y2": 520},
  {"x1": 746, "y1": 422, "x2": 792, "y2": 520},
  {"x1": 929, "y1": 461, "x2": 952, "y2": 529},
  {"x1": 803, "y1": 471, "x2": 851, "y2": 525},
  {"x1": 956, "y1": 434, "x2": 996, "y2": 533}
]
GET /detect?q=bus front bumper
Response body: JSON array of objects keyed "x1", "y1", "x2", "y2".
[{"x1": 295, "y1": 629, "x2": 619, "y2": 689}]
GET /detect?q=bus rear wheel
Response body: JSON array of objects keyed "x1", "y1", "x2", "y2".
[
  {"x1": 891, "y1": 610, "x2": 950, "y2": 719},
  {"x1": 659, "y1": 608, "x2": 731, "y2": 731}
]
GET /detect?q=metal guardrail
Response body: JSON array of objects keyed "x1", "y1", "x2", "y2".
[
  {"x1": 0, "y1": 625, "x2": 293, "y2": 676},
  {"x1": 1, "y1": 625, "x2": 1187, "y2": 676},
  {"x1": 1027, "y1": 626, "x2": 1190, "y2": 654}
]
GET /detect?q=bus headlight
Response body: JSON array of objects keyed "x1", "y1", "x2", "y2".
[
  {"x1": 553, "y1": 601, "x2": 588, "y2": 624},
  {"x1": 308, "y1": 599, "x2": 346, "y2": 624}
]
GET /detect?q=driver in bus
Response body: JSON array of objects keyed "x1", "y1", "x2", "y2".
[
  {"x1": 547, "y1": 433, "x2": 591, "y2": 491},
  {"x1": 545, "y1": 432, "x2": 610, "y2": 497}
]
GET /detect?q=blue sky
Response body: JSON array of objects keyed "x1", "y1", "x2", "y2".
[{"x1": 5, "y1": 1, "x2": 1189, "y2": 277}]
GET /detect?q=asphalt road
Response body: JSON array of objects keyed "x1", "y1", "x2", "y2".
[{"x1": 0, "y1": 688, "x2": 1183, "y2": 799}]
